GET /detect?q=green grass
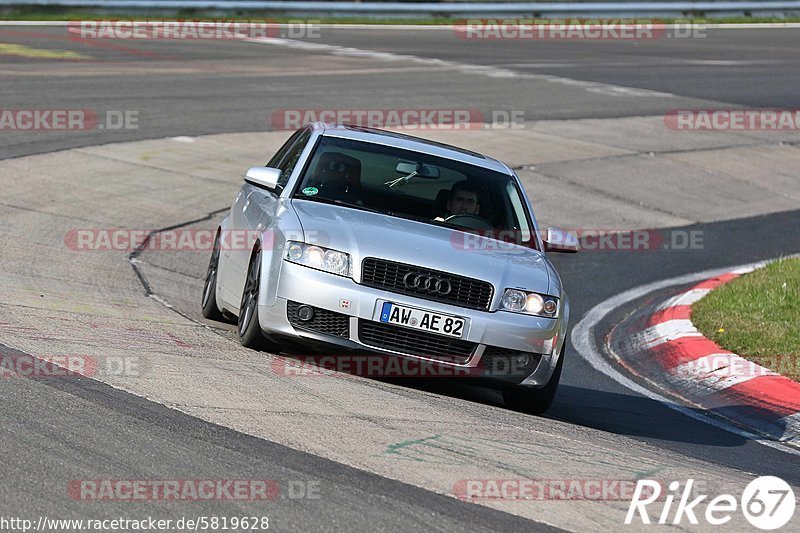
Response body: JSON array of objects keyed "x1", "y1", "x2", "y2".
[
  {"x1": 3, "y1": 10, "x2": 800, "y2": 24},
  {"x1": 693, "y1": 257, "x2": 800, "y2": 381}
]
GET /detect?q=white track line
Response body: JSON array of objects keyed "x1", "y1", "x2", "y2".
[
  {"x1": 571, "y1": 258, "x2": 800, "y2": 456},
  {"x1": 243, "y1": 35, "x2": 676, "y2": 98}
]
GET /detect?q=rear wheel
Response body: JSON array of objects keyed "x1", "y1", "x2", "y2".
[
  {"x1": 201, "y1": 231, "x2": 224, "y2": 321},
  {"x1": 502, "y1": 346, "x2": 564, "y2": 415}
]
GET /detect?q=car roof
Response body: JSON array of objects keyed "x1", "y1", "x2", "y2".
[{"x1": 310, "y1": 123, "x2": 514, "y2": 175}]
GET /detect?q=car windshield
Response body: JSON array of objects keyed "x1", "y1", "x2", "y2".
[{"x1": 292, "y1": 135, "x2": 536, "y2": 247}]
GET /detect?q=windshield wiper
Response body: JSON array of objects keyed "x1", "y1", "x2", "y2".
[
  {"x1": 333, "y1": 199, "x2": 383, "y2": 214},
  {"x1": 384, "y1": 170, "x2": 418, "y2": 190},
  {"x1": 294, "y1": 195, "x2": 383, "y2": 214}
]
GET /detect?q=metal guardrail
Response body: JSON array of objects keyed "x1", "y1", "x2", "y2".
[{"x1": 3, "y1": 0, "x2": 800, "y2": 16}]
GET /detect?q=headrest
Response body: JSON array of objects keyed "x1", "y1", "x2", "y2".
[{"x1": 314, "y1": 152, "x2": 361, "y2": 187}]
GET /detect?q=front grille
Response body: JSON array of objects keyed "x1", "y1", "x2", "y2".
[
  {"x1": 287, "y1": 301, "x2": 349, "y2": 338},
  {"x1": 360, "y1": 258, "x2": 494, "y2": 311},
  {"x1": 358, "y1": 319, "x2": 476, "y2": 364}
]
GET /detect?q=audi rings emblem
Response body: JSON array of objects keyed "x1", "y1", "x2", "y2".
[{"x1": 403, "y1": 272, "x2": 452, "y2": 295}]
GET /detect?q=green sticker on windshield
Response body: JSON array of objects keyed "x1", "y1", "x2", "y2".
[{"x1": 302, "y1": 187, "x2": 319, "y2": 196}]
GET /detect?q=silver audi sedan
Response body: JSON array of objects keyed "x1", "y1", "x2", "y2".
[{"x1": 202, "y1": 123, "x2": 577, "y2": 414}]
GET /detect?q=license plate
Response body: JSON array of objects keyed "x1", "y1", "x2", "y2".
[{"x1": 379, "y1": 302, "x2": 465, "y2": 338}]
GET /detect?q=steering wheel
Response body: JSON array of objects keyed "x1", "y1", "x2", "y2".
[{"x1": 444, "y1": 213, "x2": 494, "y2": 230}]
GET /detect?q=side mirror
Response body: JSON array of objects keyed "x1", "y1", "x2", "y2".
[
  {"x1": 244, "y1": 166, "x2": 281, "y2": 190},
  {"x1": 543, "y1": 227, "x2": 579, "y2": 253}
]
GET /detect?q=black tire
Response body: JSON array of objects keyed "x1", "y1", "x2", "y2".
[
  {"x1": 201, "y1": 231, "x2": 224, "y2": 321},
  {"x1": 502, "y1": 346, "x2": 564, "y2": 415},
  {"x1": 238, "y1": 246, "x2": 269, "y2": 349}
]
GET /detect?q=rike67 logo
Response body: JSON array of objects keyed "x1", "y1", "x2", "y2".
[{"x1": 626, "y1": 477, "x2": 795, "y2": 529}]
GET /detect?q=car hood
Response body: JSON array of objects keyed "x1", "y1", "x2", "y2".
[{"x1": 291, "y1": 199, "x2": 554, "y2": 300}]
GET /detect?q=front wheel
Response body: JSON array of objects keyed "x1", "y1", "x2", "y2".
[
  {"x1": 502, "y1": 346, "x2": 564, "y2": 415},
  {"x1": 238, "y1": 247, "x2": 269, "y2": 349}
]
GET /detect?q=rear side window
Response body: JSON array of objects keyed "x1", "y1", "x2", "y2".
[{"x1": 268, "y1": 127, "x2": 312, "y2": 190}]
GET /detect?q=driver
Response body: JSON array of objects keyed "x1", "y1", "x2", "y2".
[{"x1": 437, "y1": 181, "x2": 481, "y2": 219}]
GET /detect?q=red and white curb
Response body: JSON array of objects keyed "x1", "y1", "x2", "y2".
[{"x1": 609, "y1": 263, "x2": 800, "y2": 445}]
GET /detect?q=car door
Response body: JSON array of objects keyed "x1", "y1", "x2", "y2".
[{"x1": 227, "y1": 127, "x2": 313, "y2": 310}]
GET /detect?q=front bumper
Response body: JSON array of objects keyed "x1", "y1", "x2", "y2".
[{"x1": 259, "y1": 261, "x2": 566, "y2": 387}]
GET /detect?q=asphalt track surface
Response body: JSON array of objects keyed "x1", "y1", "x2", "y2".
[
  {"x1": 2, "y1": 25, "x2": 800, "y2": 158},
  {"x1": 1, "y1": 23, "x2": 800, "y2": 531}
]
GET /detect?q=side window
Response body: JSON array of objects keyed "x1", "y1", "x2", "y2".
[
  {"x1": 506, "y1": 181, "x2": 534, "y2": 248},
  {"x1": 272, "y1": 128, "x2": 312, "y2": 189},
  {"x1": 267, "y1": 130, "x2": 301, "y2": 169}
]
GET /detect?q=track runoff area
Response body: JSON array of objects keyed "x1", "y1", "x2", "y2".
[{"x1": 0, "y1": 19, "x2": 799, "y2": 532}]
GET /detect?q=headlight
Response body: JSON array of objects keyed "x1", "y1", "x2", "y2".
[
  {"x1": 285, "y1": 241, "x2": 352, "y2": 277},
  {"x1": 500, "y1": 288, "x2": 559, "y2": 318}
]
